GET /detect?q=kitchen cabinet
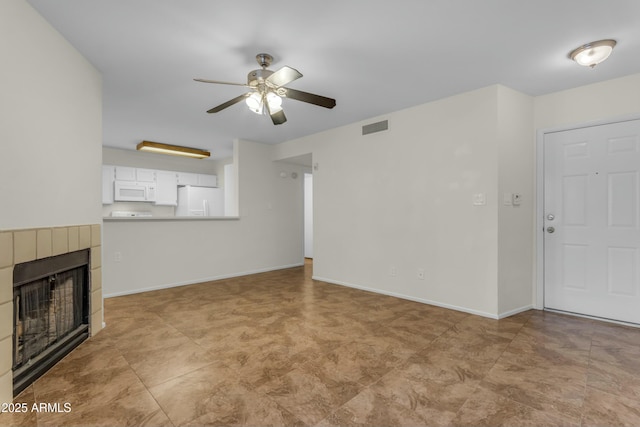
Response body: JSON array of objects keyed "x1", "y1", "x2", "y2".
[
  {"x1": 136, "y1": 168, "x2": 156, "y2": 182},
  {"x1": 102, "y1": 165, "x2": 115, "y2": 204},
  {"x1": 177, "y1": 172, "x2": 198, "y2": 186},
  {"x1": 177, "y1": 172, "x2": 218, "y2": 187},
  {"x1": 114, "y1": 166, "x2": 156, "y2": 182},
  {"x1": 154, "y1": 170, "x2": 178, "y2": 206},
  {"x1": 115, "y1": 166, "x2": 136, "y2": 181},
  {"x1": 103, "y1": 164, "x2": 219, "y2": 207}
]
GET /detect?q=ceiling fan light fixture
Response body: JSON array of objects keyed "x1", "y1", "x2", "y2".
[
  {"x1": 246, "y1": 92, "x2": 263, "y2": 114},
  {"x1": 570, "y1": 39, "x2": 616, "y2": 68},
  {"x1": 266, "y1": 92, "x2": 282, "y2": 110},
  {"x1": 136, "y1": 140, "x2": 210, "y2": 159}
]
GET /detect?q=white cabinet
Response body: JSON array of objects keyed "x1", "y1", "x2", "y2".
[
  {"x1": 102, "y1": 165, "x2": 115, "y2": 204},
  {"x1": 154, "y1": 171, "x2": 178, "y2": 206},
  {"x1": 177, "y1": 172, "x2": 217, "y2": 187},
  {"x1": 102, "y1": 164, "x2": 219, "y2": 208},
  {"x1": 177, "y1": 172, "x2": 198, "y2": 186},
  {"x1": 136, "y1": 168, "x2": 156, "y2": 182},
  {"x1": 114, "y1": 166, "x2": 156, "y2": 182},
  {"x1": 114, "y1": 166, "x2": 136, "y2": 181}
]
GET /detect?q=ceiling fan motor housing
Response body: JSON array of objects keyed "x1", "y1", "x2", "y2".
[{"x1": 247, "y1": 69, "x2": 274, "y2": 88}]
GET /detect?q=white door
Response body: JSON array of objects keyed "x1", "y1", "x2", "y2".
[{"x1": 544, "y1": 119, "x2": 640, "y2": 324}]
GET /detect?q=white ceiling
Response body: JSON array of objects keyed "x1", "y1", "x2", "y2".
[{"x1": 27, "y1": 0, "x2": 640, "y2": 160}]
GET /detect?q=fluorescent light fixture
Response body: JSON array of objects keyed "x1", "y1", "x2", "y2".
[
  {"x1": 136, "y1": 141, "x2": 210, "y2": 159},
  {"x1": 570, "y1": 39, "x2": 616, "y2": 68}
]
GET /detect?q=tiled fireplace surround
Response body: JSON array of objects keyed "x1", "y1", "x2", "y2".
[{"x1": 0, "y1": 224, "x2": 103, "y2": 403}]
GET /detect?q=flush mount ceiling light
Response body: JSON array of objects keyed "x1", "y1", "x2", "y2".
[
  {"x1": 569, "y1": 39, "x2": 617, "y2": 68},
  {"x1": 136, "y1": 141, "x2": 210, "y2": 159}
]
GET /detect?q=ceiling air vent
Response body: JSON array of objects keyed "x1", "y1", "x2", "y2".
[{"x1": 362, "y1": 120, "x2": 388, "y2": 135}]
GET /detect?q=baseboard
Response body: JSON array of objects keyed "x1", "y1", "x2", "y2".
[
  {"x1": 104, "y1": 263, "x2": 304, "y2": 298},
  {"x1": 312, "y1": 275, "x2": 501, "y2": 320},
  {"x1": 497, "y1": 304, "x2": 534, "y2": 319}
]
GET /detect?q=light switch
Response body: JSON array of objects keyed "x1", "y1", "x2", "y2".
[
  {"x1": 503, "y1": 193, "x2": 513, "y2": 206},
  {"x1": 473, "y1": 193, "x2": 486, "y2": 206}
]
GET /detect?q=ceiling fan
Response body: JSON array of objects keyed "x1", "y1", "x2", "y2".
[{"x1": 195, "y1": 53, "x2": 336, "y2": 125}]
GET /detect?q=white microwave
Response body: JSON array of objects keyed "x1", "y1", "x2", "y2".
[{"x1": 114, "y1": 181, "x2": 156, "y2": 202}]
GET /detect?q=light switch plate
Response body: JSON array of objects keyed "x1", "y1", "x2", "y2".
[{"x1": 473, "y1": 193, "x2": 486, "y2": 206}]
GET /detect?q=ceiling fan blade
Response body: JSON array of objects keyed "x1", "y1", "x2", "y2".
[
  {"x1": 270, "y1": 109, "x2": 287, "y2": 125},
  {"x1": 206, "y1": 93, "x2": 250, "y2": 114},
  {"x1": 194, "y1": 78, "x2": 249, "y2": 87},
  {"x1": 266, "y1": 66, "x2": 303, "y2": 88},
  {"x1": 266, "y1": 102, "x2": 287, "y2": 125},
  {"x1": 282, "y1": 88, "x2": 336, "y2": 109}
]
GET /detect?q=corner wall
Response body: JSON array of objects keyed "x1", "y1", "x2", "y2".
[
  {"x1": 276, "y1": 86, "x2": 514, "y2": 318},
  {"x1": 497, "y1": 86, "x2": 535, "y2": 316},
  {"x1": 0, "y1": 0, "x2": 103, "y2": 401}
]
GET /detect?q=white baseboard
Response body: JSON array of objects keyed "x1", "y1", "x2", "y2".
[
  {"x1": 104, "y1": 263, "x2": 304, "y2": 298},
  {"x1": 312, "y1": 275, "x2": 504, "y2": 320},
  {"x1": 497, "y1": 304, "x2": 534, "y2": 319}
]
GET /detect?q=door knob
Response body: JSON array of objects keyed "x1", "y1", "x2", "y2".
[{"x1": 546, "y1": 226, "x2": 555, "y2": 233}]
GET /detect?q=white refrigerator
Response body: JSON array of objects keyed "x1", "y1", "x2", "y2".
[{"x1": 176, "y1": 186, "x2": 224, "y2": 216}]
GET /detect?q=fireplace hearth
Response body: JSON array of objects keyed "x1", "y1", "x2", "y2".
[{"x1": 12, "y1": 249, "x2": 90, "y2": 395}]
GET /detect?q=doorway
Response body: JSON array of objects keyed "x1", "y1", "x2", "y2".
[{"x1": 541, "y1": 118, "x2": 640, "y2": 324}]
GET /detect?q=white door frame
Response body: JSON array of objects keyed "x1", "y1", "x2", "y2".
[{"x1": 535, "y1": 113, "x2": 640, "y2": 310}]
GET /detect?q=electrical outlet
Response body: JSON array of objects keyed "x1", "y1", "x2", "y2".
[
  {"x1": 390, "y1": 266, "x2": 397, "y2": 277},
  {"x1": 417, "y1": 268, "x2": 425, "y2": 280},
  {"x1": 114, "y1": 252, "x2": 122, "y2": 262}
]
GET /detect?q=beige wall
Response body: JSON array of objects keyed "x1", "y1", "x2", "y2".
[
  {"x1": 103, "y1": 146, "x2": 230, "y2": 175},
  {"x1": 0, "y1": 0, "x2": 102, "y2": 402},
  {"x1": 275, "y1": 74, "x2": 640, "y2": 319},
  {"x1": 0, "y1": 0, "x2": 102, "y2": 230},
  {"x1": 275, "y1": 85, "x2": 534, "y2": 318},
  {"x1": 534, "y1": 73, "x2": 640, "y2": 130},
  {"x1": 0, "y1": 0, "x2": 103, "y2": 402},
  {"x1": 102, "y1": 139, "x2": 304, "y2": 297},
  {"x1": 497, "y1": 86, "x2": 535, "y2": 315}
]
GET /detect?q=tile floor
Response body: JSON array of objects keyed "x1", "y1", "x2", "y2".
[{"x1": 2, "y1": 261, "x2": 640, "y2": 426}]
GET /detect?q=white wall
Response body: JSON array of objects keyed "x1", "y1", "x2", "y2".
[
  {"x1": 0, "y1": 0, "x2": 102, "y2": 230},
  {"x1": 496, "y1": 86, "x2": 534, "y2": 315},
  {"x1": 534, "y1": 73, "x2": 640, "y2": 130},
  {"x1": 304, "y1": 173, "x2": 313, "y2": 258},
  {"x1": 276, "y1": 86, "x2": 526, "y2": 318},
  {"x1": 103, "y1": 147, "x2": 229, "y2": 175},
  {"x1": 102, "y1": 139, "x2": 304, "y2": 297}
]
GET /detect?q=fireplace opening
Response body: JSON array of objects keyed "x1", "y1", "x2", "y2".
[{"x1": 12, "y1": 249, "x2": 90, "y2": 396}]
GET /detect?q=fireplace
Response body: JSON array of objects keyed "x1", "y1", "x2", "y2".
[{"x1": 12, "y1": 249, "x2": 90, "y2": 396}]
